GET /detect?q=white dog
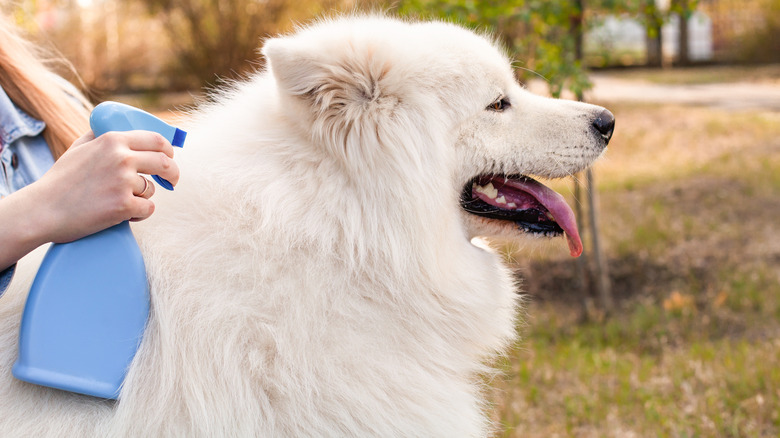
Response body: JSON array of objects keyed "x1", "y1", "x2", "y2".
[{"x1": 0, "y1": 15, "x2": 613, "y2": 437}]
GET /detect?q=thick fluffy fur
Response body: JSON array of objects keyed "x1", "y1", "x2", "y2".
[{"x1": 0, "y1": 16, "x2": 608, "y2": 436}]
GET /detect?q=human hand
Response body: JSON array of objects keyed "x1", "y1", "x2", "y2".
[{"x1": 26, "y1": 130, "x2": 180, "y2": 244}]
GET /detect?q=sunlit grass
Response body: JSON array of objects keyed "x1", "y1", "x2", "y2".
[
  {"x1": 591, "y1": 104, "x2": 780, "y2": 192},
  {"x1": 498, "y1": 331, "x2": 780, "y2": 437},
  {"x1": 496, "y1": 265, "x2": 780, "y2": 436}
]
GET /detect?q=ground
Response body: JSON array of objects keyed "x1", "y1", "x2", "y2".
[{"x1": 496, "y1": 65, "x2": 780, "y2": 437}]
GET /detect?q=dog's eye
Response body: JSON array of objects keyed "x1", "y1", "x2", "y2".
[{"x1": 487, "y1": 97, "x2": 510, "y2": 112}]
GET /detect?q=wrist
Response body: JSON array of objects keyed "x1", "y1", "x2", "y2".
[
  {"x1": 8, "y1": 183, "x2": 55, "y2": 249},
  {"x1": 0, "y1": 185, "x2": 51, "y2": 271}
]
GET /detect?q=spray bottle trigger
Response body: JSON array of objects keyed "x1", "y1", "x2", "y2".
[{"x1": 151, "y1": 127, "x2": 185, "y2": 191}]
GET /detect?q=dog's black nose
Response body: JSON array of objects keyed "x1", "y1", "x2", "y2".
[{"x1": 592, "y1": 108, "x2": 615, "y2": 144}]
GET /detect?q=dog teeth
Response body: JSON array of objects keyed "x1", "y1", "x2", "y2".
[
  {"x1": 545, "y1": 211, "x2": 555, "y2": 221},
  {"x1": 507, "y1": 202, "x2": 517, "y2": 208},
  {"x1": 474, "y1": 182, "x2": 498, "y2": 199},
  {"x1": 496, "y1": 196, "x2": 507, "y2": 204}
]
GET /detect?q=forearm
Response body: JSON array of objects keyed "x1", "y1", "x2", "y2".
[{"x1": 0, "y1": 183, "x2": 51, "y2": 271}]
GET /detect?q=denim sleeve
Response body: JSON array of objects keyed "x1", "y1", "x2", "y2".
[{"x1": 0, "y1": 264, "x2": 15, "y2": 297}]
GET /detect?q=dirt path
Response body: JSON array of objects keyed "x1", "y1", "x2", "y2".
[
  {"x1": 526, "y1": 73, "x2": 780, "y2": 110},
  {"x1": 586, "y1": 74, "x2": 780, "y2": 110}
]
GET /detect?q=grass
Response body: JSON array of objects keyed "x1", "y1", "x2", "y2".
[
  {"x1": 493, "y1": 97, "x2": 780, "y2": 436},
  {"x1": 497, "y1": 331, "x2": 780, "y2": 437}
]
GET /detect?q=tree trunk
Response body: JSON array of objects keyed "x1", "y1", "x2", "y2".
[
  {"x1": 646, "y1": 29, "x2": 663, "y2": 67},
  {"x1": 645, "y1": 0, "x2": 663, "y2": 67},
  {"x1": 586, "y1": 168, "x2": 614, "y2": 313},
  {"x1": 571, "y1": 0, "x2": 584, "y2": 62},
  {"x1": 570, "y1": 0, "x2": 611, "y2": 317},
  {"x1": 573, "y1": 175, "x2": 594, "y2": 320},
  {"x1": 676, "y1": 0, "x2": 691, "y2": 66}
]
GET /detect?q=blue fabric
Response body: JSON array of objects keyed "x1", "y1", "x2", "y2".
[
  {"x1": 0, "y1": 84, "x2": 56, "y2": 297},
  {"x1": 0, "y1": 86, "x2": 55, "y2": 197}
]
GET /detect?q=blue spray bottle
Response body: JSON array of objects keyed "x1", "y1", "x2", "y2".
[{"x1": 12, "y1": 102, "x2": 185, "y2": 399}]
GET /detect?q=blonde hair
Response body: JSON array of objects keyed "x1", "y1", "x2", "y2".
[{"x1": 0, "y1": 15, "x2": 91, "y2": 160}]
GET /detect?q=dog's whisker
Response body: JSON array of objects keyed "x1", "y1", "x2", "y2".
[{"x1": 512, "y1": 65, "x2": 549, "y2": 83}]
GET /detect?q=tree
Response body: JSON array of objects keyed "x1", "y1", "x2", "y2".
[
  {"x1": 138, "y1": 0, "x2": 344, "y2": 89},
  {"x1": 392, "y1": 0, "x2": 592, "y2": 98}
]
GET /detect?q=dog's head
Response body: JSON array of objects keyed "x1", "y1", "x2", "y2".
[{"x1": 262, "y1": 16, "x2": 613, "y2": 256}]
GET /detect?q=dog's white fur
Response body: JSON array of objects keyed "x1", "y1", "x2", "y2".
[{"x1": 0, "y1": 16, "x2": 608, "y2": 436}]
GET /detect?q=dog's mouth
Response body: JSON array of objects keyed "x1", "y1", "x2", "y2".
[{"x1": 460, "y1": 175, "x2": 583, "y2": 257}]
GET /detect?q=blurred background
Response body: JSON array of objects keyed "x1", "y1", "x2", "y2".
[{"x1": 5, "y1": 0, "x2": 779, "y2": 435}]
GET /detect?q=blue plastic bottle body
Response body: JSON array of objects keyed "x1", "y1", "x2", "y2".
[
  {"x1": 90, "y1": 101, "x2": 179, "y2": 140},
  {"x1": 13, "y1": 102, "x2": 184, "y2": 399},
  {"x1": 13, "y1": 222, "x2": 149, "y2": 399}
]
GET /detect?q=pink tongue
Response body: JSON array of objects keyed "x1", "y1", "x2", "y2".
[{"x1": 492, "y1": 177, "x2": 583, "y2": 257}]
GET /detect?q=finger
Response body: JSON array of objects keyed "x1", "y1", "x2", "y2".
[
  {"x1": 102, "y1": 131, "x2": 175, "y2": 157},
  {"x1": 127, "y1": 131, "x2": 175, "y2": 157},
  {"x1": 128, "y1": 197, "x2": 155, "y2": 222},
  {"x1": 133, "y1": 175, "x2": 155, "y2": 199},
  {"x1": 69, "y1": 132, "x2": 96, "y2": 149},
  {"x1": 131, "y1": 151, "x2": 180, "y2": 188}
]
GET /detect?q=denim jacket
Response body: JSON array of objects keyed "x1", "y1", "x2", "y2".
[{"x1": 0, "y1": 84, "x2": 56, "y2": 296}]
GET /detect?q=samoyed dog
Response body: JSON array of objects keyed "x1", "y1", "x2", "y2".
[{"x1": 0, "y1": 16, "x2": 613, "y2": 437}]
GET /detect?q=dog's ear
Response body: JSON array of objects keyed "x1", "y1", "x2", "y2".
[
  {"x1": 262, "y1": 36, "x2": 402, "y2": 167},
  {"x1": 262, "y1": 36, "x2": 396, "y2": 110},
  {"x1": 262, "y1": 37, "x2": 328, "y2": 101}
]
